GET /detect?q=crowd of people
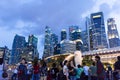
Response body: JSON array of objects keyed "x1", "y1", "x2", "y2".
[{"x1": 2, "y1": 55, "x2": 120, "y2": 80}]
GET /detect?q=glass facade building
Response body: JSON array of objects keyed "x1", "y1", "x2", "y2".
[
  {"x1": 81, "y1": 30, "x2": 89, "y2": 52},
  {"x1": 43, "y1": 26, "x2": 52, "y2": 58},
  {"x1": 51, "y1": 33, "x2": 58, "y2": 55},
  {"x1": 28, "y1": 35, "x2": 39, "y2": 59},
  {"x1": 69, "y1": 26, "x2": 79, "y2": 40},
  {"x1": 60, "y1": 40, "x2": 76, "y2": 54},
  {"x1": 61, "y1": 29, "x2": 67, "y2": 41},
  {"x1": 90, "y1": 12, "x2": 108, "y2": 50},
  {"x1": 107, "y1": 18, "x2": 120, "y2": 48},
  {"x1": 71, "y1": 29, "x2": 83, "y2": 51},
  {"x1": 43, "y1": 26, "x2": 58, "y2": 58},
  {"x1": 11, "y1": 35, "x2": 26, "y2": 64},
  {"x1": 28, "y1": 35, "x2": 38, "y2": 48}
]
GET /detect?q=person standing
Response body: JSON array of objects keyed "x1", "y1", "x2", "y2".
[
  {"x1": 27, "y1": 63, "x2": 32, "y2": 80},
  {"x1": 63, "y1": 60, "x2": 69, "y2": 80},
  {"x1": 50, "y1": 63, "x2": 59, "y2": 80},
  {"x1": 106, "y1": 65, "x2": 112, "y2": 80},
  {"x1": 32, "y1": 60, "x2": 40, "y2": 80},
  {"x1": 18, "y1": 58, "x2": 27, "y2": 80},
  {"x1": 114, "y1": 56, "x2": 120, "y2": 80},
  {"x1": 95, "y1": 56, "x2": 105, "y2": 80},
  {"x1": 11, "y1": 65, "x2": 18, "y2": 80},
  {"x1": 57, "y1": 62, "x2": 65, "y2": 80},
  {"x1": 68, "y1": 61, "x2": 76, "y2": 80},
  {"x1": 83, "y1": 62, "x2": 89, "y2": 80},
  {"x1": 89, "y1": 62, "x2": 97, "y2": 80},
  {"x1": 40, "y1": 61, "x2": 48, "y2": 80},
  {"x1": 76, "y1": 64, "x2": 83, "y2": 80}
]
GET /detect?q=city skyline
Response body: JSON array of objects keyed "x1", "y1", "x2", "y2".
[{"x1": 0, "y1": 0, "x2": 120, "y2": 58}]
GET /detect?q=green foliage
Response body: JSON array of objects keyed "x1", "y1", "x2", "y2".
[{"x1": 82, "y1": 55, "x2": 94, "y2": 66}]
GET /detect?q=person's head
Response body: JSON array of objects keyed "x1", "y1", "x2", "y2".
[
  {"x1": 34, "y1": 61, "x2": 38, "y2": 66},
  {"x1": 64, "y1": 60, "x2": 68, "y2": 66},
  {"x1": 95, "y1": 55, "x2": 100, "y2": 61},
  {"x1": 21, "y1": 58, "x2": 26, "y2": 64},
  {"x1": 77, "y1": 64, "x2": 81, "y2": 68},
  {"x1": 42, "y1": 61, "x2": 47, "y2": 67},
  {"x1": 52, "y1": 63, "x2": 56, "y2": 68},
  {"x1": 117, "y1": 56, "x2": 120, "y2": 61},
  {"x1": 60, "y1": 62, "x2": 63, "y2": 68},
  {"x1": 92, "y1": 62, "x2": 95, "y2": 66},
  {"x1": 82, "y1": 62, "x2": 86, "y2": 66}
]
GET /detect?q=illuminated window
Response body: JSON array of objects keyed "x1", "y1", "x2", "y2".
[
  {"x1": 93, "y1": 15, "x2": 101, "y2": 18},
  {"x1": 111, "y1": 26, "x2": 116, "y2": 30}
]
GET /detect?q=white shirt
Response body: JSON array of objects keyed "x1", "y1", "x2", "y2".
[
  {"x1": 83, "y1": 66, "x2": 89, "y2": 76},
  {"x1": 14, "y1": 69, "x2": 18, "y2": 74},
  {"x1": 63, "y1": 65, "x2": 69, "y2": 76}
]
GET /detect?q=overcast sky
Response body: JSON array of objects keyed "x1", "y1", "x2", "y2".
[{"x1": 0, "y1": 0, "x2": 120, "y2": 58}]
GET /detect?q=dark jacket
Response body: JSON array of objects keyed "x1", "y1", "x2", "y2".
[
  {"x1": 96, "y1": 60, "x2": 105, "y2": 78},
  {"x1": 114, "y1": 60, "x2": 120, "y2": 71},
  {"x1": 18, "y1": 64, "x2": 27, "y2": 75}
]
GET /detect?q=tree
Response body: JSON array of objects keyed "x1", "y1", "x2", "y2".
[{"x1": 82, "y1": 55, "x2": 94, "y2": 66}]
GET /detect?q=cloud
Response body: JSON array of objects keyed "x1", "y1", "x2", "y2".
[
  {"x1": 0, "y1": 27, "x2": 22, "y2": 48},
  {"x1": 0, "y1": 0, "x2": 120, "y2": 58}
]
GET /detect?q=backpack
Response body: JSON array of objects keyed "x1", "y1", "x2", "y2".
[{"x1": 33, "y1": 65, "x2": 39, "y2": 74}]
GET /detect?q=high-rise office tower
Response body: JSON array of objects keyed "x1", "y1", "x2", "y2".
[
  {"x1": 71, "y1": 29, "x2": 83, "y2": 50},
  {"x1": 0, "y1": 46, "x2": 10, "y2": 65},
  {"x1": 85, "y1": 17, "x2": 91, "y2": 51},
  {"x1": 107, "y1": 18, "x2": 120, "y2": 48},
  {"x1": 11, "y1": 34, "x2": 26, "y2": 64},
  {"x1": 43, "y1": 26, "x2": 52, "y2": 58},
  {"x1": 81, "y1": 30, "x2": 89, "y2": 52},
  {"x1": 28, "y1": 35, "x2": 38, "y2": 48},
  {"x1": 51, "y1": 33, "x2": 58, "y2": 55},
  {"x1": 54, "y1": 43, "x2": 61, "y2": 55},
  {"x1": 69, "y1": 26, "x2": 79, "y2": 40},
  {"x1": 71, "y1": 29, "x2": 81, "y2": 41},
  {"x1": 90, "y1": 12, "x2": 108, "y2": 50},
  {"x1": 51, "y1": 33, "x2": 58, "y2": 47},
  {"x1": 28, "y1": 35, "x2": 39, "y2": 59},
  {"x1": 61, "y1": 29, "x2": 67, "y2": 41}
]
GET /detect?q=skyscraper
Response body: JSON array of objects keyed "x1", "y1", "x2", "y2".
[
  {"x1": 51, "y1": 33, "x2": 58, "y2": 55},
  {"x1": 11, "y1": 34, "x2": 26, "y2": 64},
  {"x1": 71, "y1": 29, "x2": 81, "y2": 41},
  {"x1": 28, "y1": 35, "x2": 38, "y2": 48},
  {"x1": 69, "y1": 26, "x2": 79, "y2": 40},
  {"x1": 107, "y1": 18, "x2": 120, "y2": 48},
  {"x1": 71, "y1": 29, "x2": 83, "y2": 50},
  {"x1": 85, "y1": 17, "x2": 91, "y2": 51},
  {"x1": 54, "y1": 43, "x2": 61, "y2": 55},
  {"x1": 51, "y1": 33, "x2": 58, "y2": 47},
  {"x1": 43, "y1": 26, "x2": 52, "y2": 58},
  {"x1": 61, "y1": 29, "x2": 67, "y2": 41},
  {"x1": 28, "y1": 35, "x2": 39, "y2": 59},
  {"x1": 81, "y1": 30, "x2": 89, "y2": 52},
  {"x1": 90, "y1": 12, "x2": 108, "y2": 50}
]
